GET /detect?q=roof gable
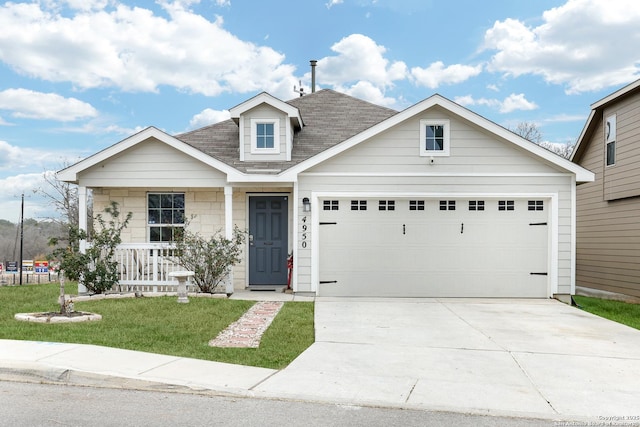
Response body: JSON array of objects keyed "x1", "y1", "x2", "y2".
[
  {"x1": 57, "y1": 126, "x2": 237, "y2": 183},
  {"x1": 571, "y1": 78, "x2": 640, "y2": 163},
  {"x1": 229, "y1": 92, "x2": 303, "y2": 129},
  {"x1": 283, "y1": 94, "x2": 594, "y2": 182}
]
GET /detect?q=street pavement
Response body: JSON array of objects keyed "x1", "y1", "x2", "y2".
[{"x1": 1, "y1": 293, "x2": 640, "y2": 425}]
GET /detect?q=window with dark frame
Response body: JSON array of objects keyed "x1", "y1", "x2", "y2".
[
  {"x1": 498, "y1": 200, "x2": 515, "y2": 211},
  {"x1": 148, "y1": 193, "x2": 185, "y2": 242},
  {"x1": 351, "y1": 200, "x2": 367, "y2": 211},
  {"x1": 409, "y1": 200, "x2": 425, "y2": 211}
]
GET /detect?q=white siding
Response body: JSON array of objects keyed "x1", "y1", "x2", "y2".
[
  {"x1": 78, "y1": 138, "x2": 227, "y2": 187},
  {"x1": 241, "y1": 104, "x2": 289, "y2": 162}
]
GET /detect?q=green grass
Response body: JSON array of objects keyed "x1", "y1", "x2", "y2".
[
  {"x1": 574, "y1": 295, "x2": 640, "y2": 331},
  {"x1": 0, "y1": 283, "x2": 314, "y2": 369}
]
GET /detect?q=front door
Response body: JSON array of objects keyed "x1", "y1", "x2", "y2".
[{"x1": 249, "y1": 196, "x2": 288, "y2": 286}]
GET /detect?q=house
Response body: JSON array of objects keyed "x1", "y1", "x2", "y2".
[
  {"x1": 58, "y1": 88, "x2": 593, "y2": 300},
  {"x1": 571, "y1": 79, "x2": 640, "y2": 301}
]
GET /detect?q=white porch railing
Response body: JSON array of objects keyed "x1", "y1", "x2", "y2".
[{"x1": 113, "y1": 243, "x2": 187, "y2": 293}]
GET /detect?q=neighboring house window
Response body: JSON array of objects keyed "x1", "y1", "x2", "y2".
[
  {"x1": 251, "y1": 119, "x2": 280, "y2": 154},
  {"x1": 439, "y1": 200, "x2": 455, "y2": 211},
  {"x1": 409, "y1": 200, "x2": 425, "y2": 211},
  {"x1": 605, "y1": 114, "x2": 616, "y2": 166},
  {"x1": 469, "y1": 201, "x2": 485, "y2": 211},
  {"x1": 498, "y1": 200, "x2": 515, "y2": 211},
  {"x1": 148, "y1": 193, "x2": 185, "y2": 242},
  {"x1": 420, "y1": 119, "x2": 450, "y2": 157},
  {"x1": 351, "y1": 200, "x2": 367, "y2": 211},
  {"x1": 528, "y1": 200, "x2": 544, "y2": 211},
  {"x1": 323, "y1": 200, "x2": 339, "y2": 211},
  {"x1": 379, "y1": 200, "x2": 395, "y2": 211}
]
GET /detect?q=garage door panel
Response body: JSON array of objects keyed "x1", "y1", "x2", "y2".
[{"x1": 319, "y1": 197, "x2": 549, "y2": 298}]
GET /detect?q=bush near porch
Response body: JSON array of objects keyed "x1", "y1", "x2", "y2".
[{"x1": 0, "y1": 283, "x2": 314, "y2": 369}]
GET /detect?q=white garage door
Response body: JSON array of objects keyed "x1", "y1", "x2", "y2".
[{"x1": 318, "y1": 198, "x2": 549, "y2": 297}]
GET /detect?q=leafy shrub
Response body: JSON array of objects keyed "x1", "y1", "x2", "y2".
[
  {"x1": 173, "y1": 226, "x2": 245, "y2": 293},
  {"x1": 49, "y1": 201, "x2": 131, "y2": 294}
]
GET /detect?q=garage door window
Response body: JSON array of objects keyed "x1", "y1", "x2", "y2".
[
  {"x1": 469, "y1": 201, "x2": 485, "y2": 211},
  {"x1": 323, "y1": 200, "x2": 339, "y2": 211},
  {"x1": 439, "y1": 200, "x2": 456, "y2": 211},
  {"x1": 528, "y1": 200, "x2": 544, "y2": 211},
  {"x1": 409, "y1": 200, "x2": 425, "y2": 211},
  {"x1": 498, "y1": 200, "x2": 515, "y2": 211},
  {"x1": 379, "y1": 200, "x2": 395, "y2": 211},
  {"x1": 351, "y1": 200, "x2": 367, "y2": 211}
]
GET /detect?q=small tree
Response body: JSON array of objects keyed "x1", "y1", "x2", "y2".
[
  {"x1": 512, "y1": 121, "x2": 542, "y2": 144},
  {"x1": 49, "y1": 201, "x2": 132, "y2": 296},
  {"x1": 173, "y1": 226, "x2": 245, "y2": 293}
]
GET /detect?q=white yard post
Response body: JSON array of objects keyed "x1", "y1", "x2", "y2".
[
  {"x1": 77, "y1": 186, "x2": 88, "y2": 294},
  {"x1": 224, "y1": 186, "x2": 234, "y2": 295}
]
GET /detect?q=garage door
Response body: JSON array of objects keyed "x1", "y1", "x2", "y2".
[{"x1": 318, "y1": 198, "x2": 548, "y2": 297}]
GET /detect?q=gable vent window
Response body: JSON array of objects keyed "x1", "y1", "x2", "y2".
[
  {"x1": 528, "y1": 200, "x2": 544, "y2": 211},
  {"x1": 420, "y1": 119, "x2": 450, "y2": 157},
  {"x1": 498, "y1": 200, "x2": 515, "y2": 211},
  {"x1": 251, "y1": 119, "x2": 280, "y2": 154},
  {"x1": 379, "y1": 200, "x2": 395, "y2": 211},
  {"x1": 351, "y1": 200, "x2": 367, "y2": 211},
  {"x1": 605, "y1": 114, "x2": 616, "y2": 166},
  {"x1": 409, "y1": 200, "x2": 425, "y2": 211},
  {"x1": 323, "y1": 200, "x2": 339, "y2": 211},
  {"x1": 469, "y1": 200, "x2": 485, "y2": 211},
  {"x1": 439, "y1": 200, "x2": 456, "y2": 211}
]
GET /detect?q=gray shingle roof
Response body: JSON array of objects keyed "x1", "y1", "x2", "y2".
[{"x1": 174, "y1": 89, "x2": 398, "y2": 174}]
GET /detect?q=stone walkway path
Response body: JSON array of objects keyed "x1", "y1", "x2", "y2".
[{"x1": 208, "y1": 301, "x2": 284, "y2": 348}]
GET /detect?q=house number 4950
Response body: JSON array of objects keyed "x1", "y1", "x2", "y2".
[{"x1": 301, "y1": 216, "x2": 308, "y2": 248}]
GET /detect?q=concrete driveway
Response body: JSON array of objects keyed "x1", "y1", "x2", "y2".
[{"x1": 256, "y1": 298, "x2": 640, "y2": 420}]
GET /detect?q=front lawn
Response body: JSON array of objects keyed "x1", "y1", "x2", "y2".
[
  {"x1": 574, "y1": 295, "x2": 640, "y2": 331},
  {"x1": 0, "y1": 283, "x2": 314, "y2": 369}
]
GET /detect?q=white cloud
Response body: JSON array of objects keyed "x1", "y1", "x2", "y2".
[
  {"x1": 411, "y1": 61, "x2": 483, "y2": 89},
  {"x1": 482, "y1": 0, "x2": 640, "y2": 93},
  {"x1": 326, "y1": 0, "x2": 343, "y2": 9},
  {"x1": 188, "y1": 108, "x2": 231, "y2": 129},
  {"x1": 454, "y1": 93, "x2": 538, "y2": 113},
  {"x1": 0, "y1": 89, "x2": 98, "y2": 121},
  {"x1": 0, "y1": 172, "x2": 54, "y2": 222},
  {"x1": 334, "y1": 81, "x2": 397, "y2": 108},
  {"x1": 500, "y1": 93, "x2": 538, "y2": 113},
  {"x1": 0, "y1": 2, "x2": 298, "y2": 99},
  {"x1": 314, "y1": 34, "x2": 407, "y2": 106}
]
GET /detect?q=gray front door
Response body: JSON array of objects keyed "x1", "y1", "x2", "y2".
[{"x1": 249, "y1": 196, "x2": 288, "y2": 286}]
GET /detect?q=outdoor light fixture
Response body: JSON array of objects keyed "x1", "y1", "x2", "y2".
[{"x1": 302, "y1": 197, "x2": 311, "y2": 212}]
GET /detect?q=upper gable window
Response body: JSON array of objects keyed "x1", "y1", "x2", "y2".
[
  {"x1": 251, "y1": 119, "x2": 280, "y2": 154},
  {"x1": 605, "y1": 114, "x2": 616, "y2": 166},
  {"x1": 420, "y1": 119, "x2": 450, "y2": 157}
]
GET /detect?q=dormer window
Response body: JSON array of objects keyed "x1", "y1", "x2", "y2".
[
  {"x1": 420, "y1": 119, "x2": 450, "y2": 157},
  {"x1": 251, "y1": 119, "x2": 280, "y2": 154}
]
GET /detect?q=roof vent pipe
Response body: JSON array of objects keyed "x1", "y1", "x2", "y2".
[{"x1": 310, "y1": 60, "x2": 317, "y2": 93}]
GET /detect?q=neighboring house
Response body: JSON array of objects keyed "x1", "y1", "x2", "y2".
[
  {"x1": 58, "y1": 89, "x2": 593, "y2": 300},
  {"x1": 571, "y1": 79, "x2": 640, "y2": 300}
]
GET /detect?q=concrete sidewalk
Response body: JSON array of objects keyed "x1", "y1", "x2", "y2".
[{"x1": 1, "y1": 296, "x2": 640, "y2": 424}]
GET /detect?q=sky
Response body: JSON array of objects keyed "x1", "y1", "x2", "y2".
[{"x1": 1, "y1": 0, "x2": 639, "y2": 222}]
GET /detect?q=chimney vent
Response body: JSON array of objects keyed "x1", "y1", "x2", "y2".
[{"x1": 310, "y1": 60, "x2": 317, "y2": 93}]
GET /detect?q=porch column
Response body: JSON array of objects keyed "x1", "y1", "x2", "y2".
[
  {"x1": 77, "y1": 186, "x2": 88, "y2": 294},
  {"x1": 224, "y1": 186, "x2": 234, "y2": 295}
]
